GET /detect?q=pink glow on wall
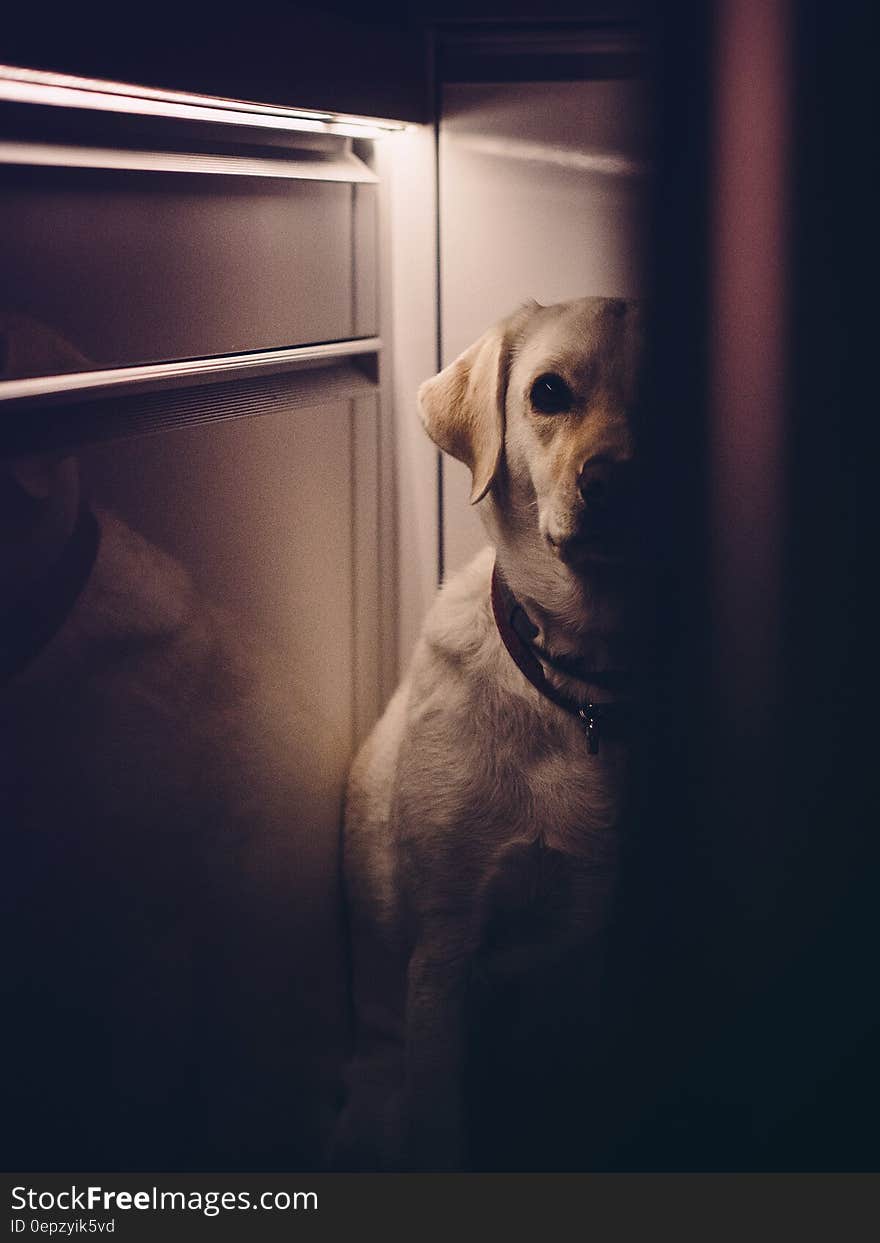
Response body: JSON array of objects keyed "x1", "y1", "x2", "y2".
[{"x1": 711, "y1": 0, "x2": 790, "y2": 729}]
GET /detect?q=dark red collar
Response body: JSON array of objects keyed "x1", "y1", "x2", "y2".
[{"x1": 490, "y1": 562, "x2": 632, "y2": 754}]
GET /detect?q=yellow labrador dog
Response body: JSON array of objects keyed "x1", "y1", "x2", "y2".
[{"x1": 335, "y1": 297, "x2": 642, "y2": 1171}]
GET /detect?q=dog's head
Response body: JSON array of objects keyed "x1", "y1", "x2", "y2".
[{"x1": 418, "y1": 298, "x2": 643, "y2": 574}]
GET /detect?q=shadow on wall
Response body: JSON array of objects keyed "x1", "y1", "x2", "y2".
[{"x1": 2, "y1": 435, "x2": 350, "y2": 1171}]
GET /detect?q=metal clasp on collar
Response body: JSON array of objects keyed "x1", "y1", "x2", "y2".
[{"x1": 579, "y1": 703, "x2": 602, "y2": 755}]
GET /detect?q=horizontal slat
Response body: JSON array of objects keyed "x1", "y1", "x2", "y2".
[
  {"x1": 0, "y1": 64, "x2": 407, "y2": 139},
  {"x1": 0, "y1": 140, "x2": 378, "y2": 182},
  {"x1": 0, "y1": 359, "x2": 379, "y2": 456},
  {"x1": 0, "y1": 338, "x2": 381, "y2": 409}
]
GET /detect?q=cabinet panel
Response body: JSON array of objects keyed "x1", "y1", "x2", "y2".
[
  {"x1": 79, "y1": 400, "x2": 360, "y2": 744},
  {"x1": 1, "y1": 168, "x2": 378, "y2": 378}
]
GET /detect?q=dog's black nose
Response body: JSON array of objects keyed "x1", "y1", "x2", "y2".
[{"x1": 577, "y1": 459, "x2": 631, "y2": 513}]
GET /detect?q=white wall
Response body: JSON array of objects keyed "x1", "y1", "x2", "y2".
[{"x1": 438, "y1": 79, "x2": 650, "y2": 576}]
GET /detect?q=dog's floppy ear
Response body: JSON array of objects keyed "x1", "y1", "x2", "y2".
[{"x1": 418, "y1": 302, "x2": 539, "y2": 504}]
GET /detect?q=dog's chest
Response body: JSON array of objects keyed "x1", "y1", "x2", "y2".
[
  {"x1": 474, "y1": 829, "x2": 616, "y2": 982},
  {"x1": 478, "y1": 839, "x2": 577, "y2": 946},
  {"x1": 516, "y1": 730, "x2": 627, "y2": 854},
  {"x1": 471, "y1": 731, "x2": 624, "y2": 962}
]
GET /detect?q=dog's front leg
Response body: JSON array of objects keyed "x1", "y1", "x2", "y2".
[{"x1": 404, "y1": 931, "x2": 474, "y2": 1171}]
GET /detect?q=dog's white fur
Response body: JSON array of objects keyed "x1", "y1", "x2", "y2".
[{"x1": 335, "y1": 297, "x2": 643, "y2": 1170}]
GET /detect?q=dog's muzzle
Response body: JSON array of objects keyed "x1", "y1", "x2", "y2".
[
  {"x1": 578, "y1": 456, "x2": 635, "y2": 522},
  {"x1": 551, "y1": 459, "x2": 637, "y2": 564}
]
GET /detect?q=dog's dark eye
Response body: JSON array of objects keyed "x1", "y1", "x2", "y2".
[{"x1": 530, "y1": 372, "x2": 573, "y2": 415}]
